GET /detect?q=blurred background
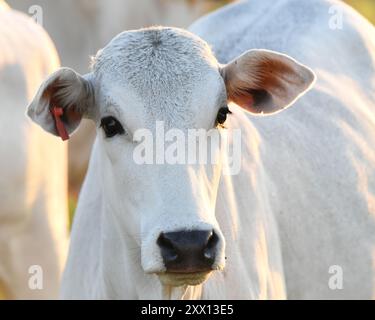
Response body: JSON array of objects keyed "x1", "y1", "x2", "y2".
[{"x1": 6, "y1": 0, "x2": 375, "y2": 228}]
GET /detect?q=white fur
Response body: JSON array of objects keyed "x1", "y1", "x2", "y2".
[
  {"x1": 0, "y1": 1, "x2": 68, "y2": 299},
  {"x1": 191, "y1": 0, "x2": 375, "y2": 299}
]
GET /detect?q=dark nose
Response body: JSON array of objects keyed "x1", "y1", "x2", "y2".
[{"x1": 157, "y1": 230, "x2": 219, "y2": 273}]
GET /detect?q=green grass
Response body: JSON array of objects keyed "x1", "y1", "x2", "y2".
[{"x1": 68, "y1": 196, "x2": 77, "y2": 231}]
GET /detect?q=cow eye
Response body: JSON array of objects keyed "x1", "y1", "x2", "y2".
[
  {"x1": 216, "y1": 106, "x2": 232, "y2": 126},
  {"x1": 100, "y1": 116, "x2": 125, "y2": 138}
]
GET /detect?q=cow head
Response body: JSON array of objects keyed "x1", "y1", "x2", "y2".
[{"x1": 27, "y1": 27, "x2": 315, "y2": 288}]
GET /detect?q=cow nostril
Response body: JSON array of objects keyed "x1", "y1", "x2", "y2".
[
  {"x1": 157, "y1": 233, "x2": 178, "y2": 262},
  {"x1": 204, "y1": 231, "x2": 219, "y2": 261},
  {"x1": 157, "y1": 233, "x2": 174, "y2": 250},
  {"x1": 206, "y1": 231, "x2": 219, "y2": 249}
]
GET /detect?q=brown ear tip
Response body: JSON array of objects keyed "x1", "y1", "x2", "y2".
[
  {"x1": 308, "y1": 68, "x2": 317, "y2": 84},
  {"x1": 299, "y1": 68, "x2": 317, "y2": 93}
]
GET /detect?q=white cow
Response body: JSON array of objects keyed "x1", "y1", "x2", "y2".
[
  {"x1": 190, "y1": 0, "x2": 375, "y2": 299},
  {"x1": 28, "y1": 6, "x2": 316, "y2": 298},
  {"x1": 0, "y1": 1, "x2": 68, "y2": 299}
]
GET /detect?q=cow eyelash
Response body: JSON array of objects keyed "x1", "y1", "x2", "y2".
[
  {"x1": 100, "y1": 116, "x2": 125, "y2": 138},
  {"x1": 216, "y1": 106, "x2": 232, "y2": 127}
]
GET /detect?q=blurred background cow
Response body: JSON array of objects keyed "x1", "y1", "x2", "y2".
[{"x1": 0, "y1": 0, "x2": 68, "y2": 299}]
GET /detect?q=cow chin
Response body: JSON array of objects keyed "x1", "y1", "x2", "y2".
[{"x1": 158, "y1": 271, "x2": 213, "y2": 287}]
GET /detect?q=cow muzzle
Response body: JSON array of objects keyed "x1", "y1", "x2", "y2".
[{"x1": 157, "y1": 230, "x2": 220, "y2": 286}]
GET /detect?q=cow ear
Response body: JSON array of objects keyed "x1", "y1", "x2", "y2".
[
  {"x1": 221, "y1": 49, "x2": 316, "y2": 115},
  {"x1": 27, "y1": 67, "x2": 94, "y2": 139}
]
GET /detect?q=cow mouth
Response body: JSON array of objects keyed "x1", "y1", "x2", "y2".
[{"x1": 158, "y1": 271, "x2": 212, "y2": 287}]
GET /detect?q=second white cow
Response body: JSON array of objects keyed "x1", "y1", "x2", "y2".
[{"x1": 0, "y1": 1, "x2": 68, "y2": 299}]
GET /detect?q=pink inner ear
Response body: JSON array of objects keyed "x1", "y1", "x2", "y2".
[
  {"x1": 51, "y1": 106, "x2": 70, "y2": 141},
  {"x1": 66, "y1": 107, "x2": 82, "y2": 123},
  {"x1": 230, "y1": 91, "x2": 256, "y2": 112}
]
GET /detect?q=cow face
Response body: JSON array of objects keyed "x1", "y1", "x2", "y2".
[{"x1": 27, "y1": 27, "x2": 315, "y2": 287}]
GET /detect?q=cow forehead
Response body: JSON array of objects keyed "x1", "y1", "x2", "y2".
[
  {"x1": 92, "y1": 27, "x2": 225, "y2": 128},
  {"x1": 92, "y1": 27, "x2": 218, "y2": 80}
]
